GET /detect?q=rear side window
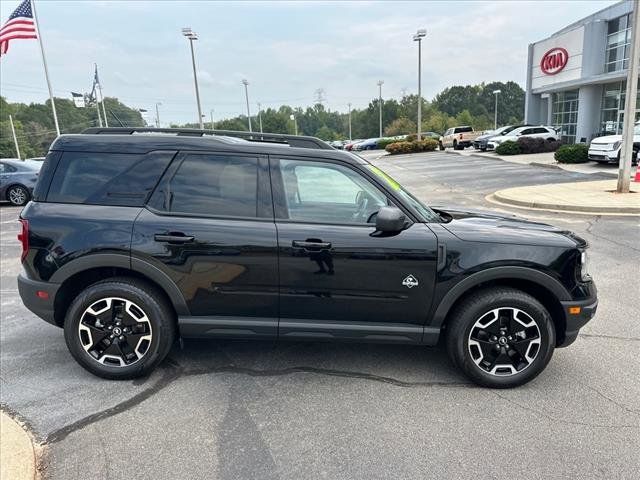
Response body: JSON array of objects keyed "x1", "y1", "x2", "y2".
[
  {"x1": 47, "y1": 151, "x2": 174, "y2": 206},
  {"x1": 151, "y1": 154, "x2": 258, "y2": 218}
]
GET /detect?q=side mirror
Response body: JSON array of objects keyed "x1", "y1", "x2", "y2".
[{"x1": 375, "y1": 206, "x2": 406, "y2": 233}]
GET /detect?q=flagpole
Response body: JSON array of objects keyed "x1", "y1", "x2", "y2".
[
  {"x1": 96, "y1": 64, "x2": 109, "y2": 127},
  {"x1": 30, "y1": 0, "x2": 60, "y2": 136},
  {"x1": 9, "y1": 115, "x2": 21, "y2": 160}
]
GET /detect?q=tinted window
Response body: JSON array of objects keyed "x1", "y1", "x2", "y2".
[
  {"x1": 279, "y1": 159, "x2": 387, "y2": 224},
  {"x1": 520, "y1": 128, "x2": 533, "y2": 135},
  {"x1": 455, "y1": 126, "x2": 473, "y2": 133},
  {"x1": 1, "y1": 162, "x2": 17, "y2": 173},
  {"x1": 158, "y1": 154, "x2": 258, "y2": 217},
  {"x1": 47, "y1": 151, "x2": 174, "y2": 206}
]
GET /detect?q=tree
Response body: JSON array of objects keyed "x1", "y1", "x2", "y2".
[{"x1": 384, "y1": 117, "x2": 416, "y2": 136}]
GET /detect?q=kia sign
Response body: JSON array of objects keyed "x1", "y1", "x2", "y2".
[{"x1": 540, "y1": 47, "x2": 569, "y2": 75}]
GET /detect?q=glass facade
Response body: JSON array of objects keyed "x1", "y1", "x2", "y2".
[
  {"x1": 605, "y1": 13, "x2": 632, "y2": 72},
  {"x1": 552, "y1": 90, "x2": 579, "y2": 143},
  {"x1": 600, "y1": 81, "x2": 640, "y2": 135}
]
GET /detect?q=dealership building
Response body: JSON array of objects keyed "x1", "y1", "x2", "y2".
[{"x1": 525, "y1": 0, "x2": 639, "y2": 144}]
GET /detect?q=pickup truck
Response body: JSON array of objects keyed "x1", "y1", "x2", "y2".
[{"x1": 439, "y1": 126, "x2": 482, "y2": 150}]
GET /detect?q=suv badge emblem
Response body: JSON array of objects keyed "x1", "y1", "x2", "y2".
[{"x1": 402, "y1": 275, "x2": 419, "y2": 289}]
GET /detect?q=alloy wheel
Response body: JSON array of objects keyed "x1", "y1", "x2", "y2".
[
  {"x1": 78, "y1": 297, "x2": 153, "y2": 367},
  {"x1": 467, "y1": 307, "x2": 541, "y2": 376},
  {"x1": 9, "y1": 187, "x2": 27, "y2": 206}
]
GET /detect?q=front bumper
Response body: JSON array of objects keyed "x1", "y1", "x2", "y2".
[
  {"x1": 588, "y1": 147, "x2": 618, "y2": 163},
  {"x1": 17, "y1": 272, "x2": 60, "y2": 327},
  {"x1": 558, "y1": 296, "x2": 598, "y2": 347}
]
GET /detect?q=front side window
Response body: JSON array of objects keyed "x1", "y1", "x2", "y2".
[
  {"x1": 278, "y1": 159, "x2": 386, "y2": 224},
  {"x1": 159, "y1": 154, "x2": 258, "y2": 217}
]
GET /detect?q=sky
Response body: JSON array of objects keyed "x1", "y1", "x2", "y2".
[{"x1": 0, "y1": 0, "x2": 617, "y2": 126}]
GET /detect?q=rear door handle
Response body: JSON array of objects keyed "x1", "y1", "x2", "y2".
[
  {"x1": 292, "y1": 240, "x2": 332, "y2": 250},
  {"x1": 154, "y1": 233, "x2": 195, "y2": 244}
]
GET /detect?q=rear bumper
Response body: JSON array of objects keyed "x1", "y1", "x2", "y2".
[
  {"x1": 558, "y1": 297, "x2": 598, "y2": 347},
  {"x1": 17, "y1": 273, "x2": 60, "y2": 327}
]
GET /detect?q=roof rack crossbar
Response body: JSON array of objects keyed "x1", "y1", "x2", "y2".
[{"x1": 81, "y1": 127, "x2": 333, "y2": 150}]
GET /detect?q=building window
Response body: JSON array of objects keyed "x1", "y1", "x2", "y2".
[
  {"x1": 600, "y1": 80, "x2": 640, "y2": 136},
  {"x1": 552, "y1": 90, "x2": 579, "y2": 144},
  {"x1": 605, "y1": 13, "x2": 632, "y2": 73}
]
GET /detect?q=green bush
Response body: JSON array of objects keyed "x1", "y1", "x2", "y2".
[
  {"x1": 405, "y1": 134, "x2": 417, "y2": 142},
  {"x1": 377, "y1": 138, "x2": 400, "y2": 149},
  {"x1": 385, "y1": 138, "x2": 438, "y2": 155},
  {"x1": 495, "y1": 140, "x2": 521, "y2": 155},
  {"x1": 554, "y1": 144, "x2": 589, "y2": 163}
]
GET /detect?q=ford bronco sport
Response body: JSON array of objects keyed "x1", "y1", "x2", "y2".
[{"x1": 17, "y1": 128, "x2": 597, "y2": 388}]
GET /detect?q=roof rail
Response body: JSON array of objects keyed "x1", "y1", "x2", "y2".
[{"x1": 81, "y1": 127, "x2": 333, "y2": 150}]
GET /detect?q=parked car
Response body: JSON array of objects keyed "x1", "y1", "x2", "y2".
[
  {"x1": 329, "y1": 140, "x2": 344, "y2": 149},
  {"x1": 421, "y1": 131, "x2": 441, "y2": 141},
  {"x1": 487, "y1": 126, "x2": 559, "y2": 150},
  {"x1": 439, "y1": 126, "x2": 482, "y2": 150},
  {"x1": 344, "y1": 139, "x2": 362, "y2": 151},
  {"x1": 0, "y1": 159, "x2": 40, "y2": 206},
  {"x1": 473, "y1": 125, "x2": 531, "y2": 151},
  {"x1": 17, "y1": 127, "x2": 597, "y2": 388},
  {"x1": 355, "y1": 138, "x2": 380, "y2": 151},
  {"x1": 588, "y1": 122, "x2": 640, "y2": 165}
]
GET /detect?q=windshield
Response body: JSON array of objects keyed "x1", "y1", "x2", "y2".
[{"x1": 365, "y1": 165, "x2": 441, "y2": 222}]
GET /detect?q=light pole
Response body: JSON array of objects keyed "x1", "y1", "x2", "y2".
[
  {"x1": 377, "y1": 80, "x2": 384, "y2": 137},
  {"x1": 492, "y1": 89, "x2": 501, "y2": 129},
  {"x1": 182, "y1": 27, "x2": 204, "y2": 129},
  {"x1": 242, "y1": 79, "x2": 252, "y2": 132},
  {"x1": 210, "y1": 109, "x2": 215, "y2": 130},
  {"x1": 290, "y1": 114, "x2": 298, "y2": 135},
  {"x1": 257, "y1": 102, "x2": 263, "y2": 133},
  {"x1": 155, "y1": 102, "x2": 162, "y2": 128},
  {"x1": 347, "y1": 102, "x2": 352, "y2": 140},
  {"x1": 413, "y1": 29, "x2": 426, "y2": 140}
]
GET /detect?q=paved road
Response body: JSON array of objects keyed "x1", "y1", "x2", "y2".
[{"x1": 1, "y1": 152, "x2": 639, "y2": 479}]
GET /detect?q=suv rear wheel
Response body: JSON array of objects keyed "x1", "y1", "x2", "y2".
[
  {"x1": 63, "y1": 277, "x2": 176, "y2": 379},
  {"x1": 446, "y1": 287, "x2": 555, "y2": 388}
]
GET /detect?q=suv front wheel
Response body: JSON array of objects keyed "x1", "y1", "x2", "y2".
[
  {"x1": 64, "y1": 277, "x2": 176, "y2": 379},
  {"x1": 446, "y1": 287, "x2": 555, "y2": 388}
]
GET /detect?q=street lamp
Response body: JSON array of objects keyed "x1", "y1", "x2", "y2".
[
  {"x1": 242, "y1": 79, "x2": 252, "y2": 132},
  {"x1": 155, "y1": 102, "x2": 162, "y2": 128},
  {"x1": 413, "y1": 29, "x2": 426, "y2": 140},
  {"x1": 182, "y1": 27, "x2": 204, "y2": 129},
  {"x1": 290, "y1": 114, "x2": 298, "y2": 135},
  {"x1": 492, "y1": 89, "x2": 501, "y2": 129},
  {"x1": 377, "y1": 80, "x2": 384, "y2": 137},
  {"x1": 347, "y1": 102, "x2": 352, "y2": 140},
  {"x1": 257, "y1": 102, "x2": 263, "y2": 133}
]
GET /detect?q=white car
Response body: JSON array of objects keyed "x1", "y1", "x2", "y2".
[
  {"x1": 588, "y1": 122, "x2": 640, "y2": 165},
  {"x1": 487, "y1": 126, "x2": 559, "y2": 150}
]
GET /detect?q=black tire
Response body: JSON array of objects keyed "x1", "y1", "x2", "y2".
[
  {"x1": 445, "y1": 287, "x2": 555, "y2": 388},
  {"x1": 439, "y1": 142, "x2": 445, "y2": 151},
  {"x1": 453, "y1": 141, "x2": 459, "y2": 150},
  {"x1": 63, "y1": 277, "x2": 176, "y2": 380},
  {"x1": 7, "y1": 185, "x2": 30, "y2": 206}
]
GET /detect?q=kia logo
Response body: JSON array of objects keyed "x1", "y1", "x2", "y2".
[{"x1": 540, "y1": 47, "x2": 569, "y2": 75}]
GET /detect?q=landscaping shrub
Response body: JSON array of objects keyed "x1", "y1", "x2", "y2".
[
  {"x1": 385, "y1": 138, "x2": 438, "y2": 155},
  {"x1": 495, "y1": 140, "x2": 521, "y2": 155},
  {"x1": 377, "y1": 138, "x2": 399, "y2": 149},
  {"x1": 405, "y1": 134, "x2": 417, "y2": 142},
  {"x1": 554, "y1": 144, "x2": 589, "y2": 163},
  {"x1": 517, "y1": 137, "x2": 562, "y2": 154}
]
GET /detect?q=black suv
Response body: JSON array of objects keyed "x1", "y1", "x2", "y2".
[{"x1": 17, "y1": 128, "x2": 597, "y2": 388}]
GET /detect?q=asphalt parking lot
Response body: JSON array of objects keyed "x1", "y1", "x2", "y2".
[{"x1": 1, "y1": 152, "x2": 639, "y2": 479}]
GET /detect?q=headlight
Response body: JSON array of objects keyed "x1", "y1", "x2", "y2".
[
  {"x1": 611, "y1": 141, "x2": 621, "y2": 150},
  {"x1": 579, "y1": 250, "x2": 589, "y2": 281}
]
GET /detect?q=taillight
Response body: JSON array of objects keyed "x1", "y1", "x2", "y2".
[
  {"x1": 459, "y1": 133, "x2": 463, "y2": 139},
  {"x1": 18, "y1": 219, "x2": 29, "y2": 262}
]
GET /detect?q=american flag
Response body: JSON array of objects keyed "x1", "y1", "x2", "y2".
[{"x1": 0, "y1": 0, "x2": 37, "y2": 56}]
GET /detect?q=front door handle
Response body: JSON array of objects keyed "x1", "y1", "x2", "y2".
[
  {"x1": 154, "y1": 233, "x2": 195, "y2": 244},
  {"x1": 292, "y1": 240, "x2": 332, "y2": 251}
]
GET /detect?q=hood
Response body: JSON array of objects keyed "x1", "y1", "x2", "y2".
[
  {"x1": 590, "y1": 134, "x2": 622, "y2": 144},
  {"x1": 432, "y1": 206, "x2": 585, "y2": 248}
]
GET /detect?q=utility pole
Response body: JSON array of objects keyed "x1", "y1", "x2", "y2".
[
  {"x1": 155, "y1": 102, "x2": 162, "y2": 128},
  {"x1": 377, "y1": 80, "x2": 384, "y2": 137},
  {"x1": 493, "y1": 90, "x2": 502, "y2": 130},
  {"x1": 257, "y1": 102, "x2": 263, "y2": 133},
  {"x1": 9, "y1": 115, "x2": 20, "y2": 160},
  {"x1": 347, "y1": 102, "x2": 352, "y2": 140},
  {"x1": 242, "y1": 79, "x2": 252, "y2": 132},
  {"x1": 290, "y1": 114, "x2": 298, "y2": 135},
  {"x1": 182, "y1": 28, "x2": 204, "y2": 129},
  {"x1": 413, "y1": 29, "x2": 426, "y2": 140},
  {"x1": 210, "y1": 109, "x2": 215, "y2": 129},
  {"x1": 95, "y1": 64, "x2": 108, "y2": 127},
  {"x1": 617, "y1": 0, "x2": 640, "y2": 193}
]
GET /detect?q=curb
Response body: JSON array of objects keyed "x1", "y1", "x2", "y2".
[
  {"x1": 486, "y1": 193, "x2": 640, "y2": 216},
  {"x1": 0, "y1": 409, "x2": 44, "y2": 480}
]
